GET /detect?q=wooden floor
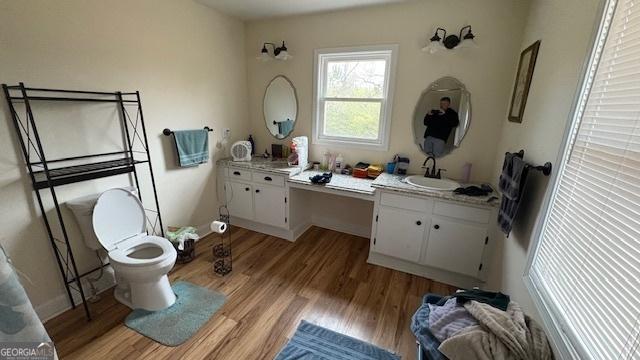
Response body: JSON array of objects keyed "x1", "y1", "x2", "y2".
[{"x1": 45, "y1": 226, "x2": 457, "y2": 359}]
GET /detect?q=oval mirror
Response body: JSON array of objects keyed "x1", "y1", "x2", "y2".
[
  {"x1": 263, "y1": 75, "x2": 298, "y2": 139},
  {"x1": 413, "y1": 77, "x2": 471, "y2": 158}
]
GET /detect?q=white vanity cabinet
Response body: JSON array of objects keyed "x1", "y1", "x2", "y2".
[
  {"x1": 370, "y1": 190, "x2": 496, "y2": 287},
  {"x1": 253, "y1": 184, "x2": 287, "y2": 228},
  {"x1": 225, "y1": 181, "x2": 254, "y2": 220},
  {"x1": 374, "y1": 206, "x2": 429, "y2": 263},
  {"x1": 423, "y1": 216, "x2": 488, "y2": 277},
  {"x1": 223, "y1": 166, "x2": 288, "y2": 229}
]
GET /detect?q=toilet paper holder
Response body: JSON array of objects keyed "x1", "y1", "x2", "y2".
[{"x1": 212, "y1": 207, "x2": 232, "y2": 276}]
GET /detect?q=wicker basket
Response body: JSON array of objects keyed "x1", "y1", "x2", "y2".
[
  {"x1": 168, "y1": 226, "x2": 197, "y2": 264},
  {"x1": 175, "y1": 239, "x2": 196, "y2": 264}
]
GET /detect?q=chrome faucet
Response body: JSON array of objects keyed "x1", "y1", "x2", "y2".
[{"x1": 422, "y1": 156, "x2": 445, "y2": 179}]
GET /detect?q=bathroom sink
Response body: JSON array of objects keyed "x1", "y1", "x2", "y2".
[{"x1": 405, "y1": 175, "x2": 460, "y2": 191}]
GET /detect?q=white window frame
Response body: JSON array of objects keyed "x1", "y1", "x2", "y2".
[
  {"x1": 312, "y1": 45, "x2": 398, "y2": 151},
  {"x1": 522, "y1": 0, "x2": 619, "y2": 358}
]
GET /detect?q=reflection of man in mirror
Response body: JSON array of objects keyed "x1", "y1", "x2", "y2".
[{"x1": 423, "y1": 97, "x2": 460, "y2": 157}]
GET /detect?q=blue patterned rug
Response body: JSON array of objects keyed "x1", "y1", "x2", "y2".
[
  {"x1": 124, "y1": 281, "x2": 226, "y2": 346},
  {"x1": 276, "y1": 321, "x2": 400, "y2": 360}
]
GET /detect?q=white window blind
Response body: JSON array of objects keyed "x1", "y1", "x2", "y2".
[{"x1": 528, "y1": 0, "x2": 640, "y2": 359}]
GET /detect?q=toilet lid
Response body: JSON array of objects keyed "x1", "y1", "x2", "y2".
[{"x1": 92, "y1": 188, "x2": 146, "y2": 251}]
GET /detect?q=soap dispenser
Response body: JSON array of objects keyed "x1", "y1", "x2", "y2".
[{"x1": 247, "y1": 135, "x2": 255, "y2": 155}]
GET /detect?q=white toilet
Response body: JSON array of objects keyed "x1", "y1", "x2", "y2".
[{"x1": 89, "y1": 188, "x2": 177, "y2": 311}]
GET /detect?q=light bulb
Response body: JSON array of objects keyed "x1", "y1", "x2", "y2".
[
  {"x1": 256, "y1": 52, "x2": 271, "y2": 62},
  {"x1": 422, "y1": 41, "x2": 446, "y2": 54},
  {"x1": 275, "y1": 50, "x2": 292, "y2": 60},
  {"x1": 458, "y1": 38, "x2": 478, "y2": 49}
]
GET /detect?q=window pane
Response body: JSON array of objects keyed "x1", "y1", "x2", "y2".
[
  {"x1": 325, "y1": 59, "x2": 386, "y2": 98},
  {"x1": 323, "y1": 100, "x2": 381, "y2": 139}
]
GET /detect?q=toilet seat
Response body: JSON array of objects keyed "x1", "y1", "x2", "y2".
[
  {"x1": 108, "y1": 235, "x2": 175, "y2": 267},
  {"x1": 93, "y1": 188, "x2": 174, "y2": 264}
]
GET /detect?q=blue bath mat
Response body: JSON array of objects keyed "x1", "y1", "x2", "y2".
[
  {"x1": 124, "y1": 281, "x2": 226, "y2": 346},
  {"x1": 275, "y1": 320, "x2": 400, "y2": 360}
]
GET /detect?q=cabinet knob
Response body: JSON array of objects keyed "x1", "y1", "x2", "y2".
[
  {"x1": 245, "y1": 187, "x2": 250, "y2": 191},
  {"x1": 233, "y1": 171, "x2": 241, "y2": 176},
  {"x1": 434, "y1": 224, "x2": 440, "y2": 229},
  {"x1": 264, "y1": 176, "x2": 272, "y2": 181},
  {"x1": 416, "y1": 221, "x2": 422, "y2": 226},
  {"x1": 255, "y1": 189, "x2": 260, "y2": 193}
]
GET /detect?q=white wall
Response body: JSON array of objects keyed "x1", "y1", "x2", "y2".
[
  {"x1": 244, "y1": 0, "x2": 530, "y2": 182},
  {"x1": 486, "y1": 0, "x2": 602, "y2": 317},
  {"x1": 0, "y1": 0, "x2": 248, "y2": 319}
]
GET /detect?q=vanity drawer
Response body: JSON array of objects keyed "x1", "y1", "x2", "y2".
[
  {"x1": 380, "y1": 192, "x2": 431, "y2": 212},
  {"x1": 252, "y1": 171, "x2": 285, "y2": 187},
  {"x1": 433, "y1": 201, "x2": 491, "y2": 224},
  {"x1": 228, "y1": 167, "x2": 252, "y2": 181}
]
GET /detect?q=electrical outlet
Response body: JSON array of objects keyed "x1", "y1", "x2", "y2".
[{"x1": 223, "y1": 128, "x2": 231, "y2": 139}]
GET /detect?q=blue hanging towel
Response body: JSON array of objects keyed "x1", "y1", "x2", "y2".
[
  {"x1": 172, "y1": 129, "x2": 209, "y2": 167},
  {"x1": 277, "y1": 119, "x2": 294, "y2": 136}
]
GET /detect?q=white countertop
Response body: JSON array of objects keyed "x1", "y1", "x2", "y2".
[
  {"x1": 218, "y1": 159, "x2": 499, "y2": 207},
  {"x1": 371, "y1": 173, "x2": 499, "y2": 207},
  {"x1": 288, "y1": 170, "x2": 376, "y2": 196},
  {"x1": 217, "y1": 157, "x2": 306, "y2": 176}
]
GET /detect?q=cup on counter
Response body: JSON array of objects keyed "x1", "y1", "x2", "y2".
[
  {"x1": 386, "y1": 162, "x2": 396, "y2": 174},
  {"x1": 312, "y1": 161, "x2": 320, "y2": 170}
]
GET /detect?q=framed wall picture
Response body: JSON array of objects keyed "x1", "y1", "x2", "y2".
[{"x1": 508, "y1": 40, "x2": 541, "y2": 123}]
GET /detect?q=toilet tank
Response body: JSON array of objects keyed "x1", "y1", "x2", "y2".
[{"x1": 66, "y1": 187, "x2": 138, "y2": 250}]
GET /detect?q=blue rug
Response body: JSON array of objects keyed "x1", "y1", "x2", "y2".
[
  {"x1": 275, "y1": 321, "x2": 400, "y2": 360},
  {"x1": 124, "y1": 281, "x2": 226, "y2": 346}
]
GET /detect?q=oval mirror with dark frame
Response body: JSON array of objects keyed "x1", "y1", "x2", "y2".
[
  {"x1": 413, "y1": 76, "x2": 471, "y2": 158},
  {"x1": 263, "y1": 75, "x2": 298, "y2": 139}
]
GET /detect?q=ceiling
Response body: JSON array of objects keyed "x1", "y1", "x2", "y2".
[{"x1": 197, "y1": 0, "x2": 407, "y2": 20}]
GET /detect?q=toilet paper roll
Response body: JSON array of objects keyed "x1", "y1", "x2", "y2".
[{"x1": 210, "y1": 220, "x2": 227, "y2": 234}]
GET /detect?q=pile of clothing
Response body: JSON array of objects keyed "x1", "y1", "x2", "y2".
[{"x1": 411, "y1": 289, "x2": 553, "y2": 360}]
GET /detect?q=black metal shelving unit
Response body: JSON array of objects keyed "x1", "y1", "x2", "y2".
[{"x1": 2, "y1": 83, "x2": 164, "y2": 320}]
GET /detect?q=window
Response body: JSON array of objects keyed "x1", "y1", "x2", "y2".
[
  {"x1": 313, "y1": 45, "x2": 398, "y2": 150},
  {"x1": 526, "y1": 1, "x2": 640, "y2": 359}
]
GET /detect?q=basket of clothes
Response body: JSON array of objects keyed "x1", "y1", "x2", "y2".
[
  {"x1": 167, "y1": 226, "x2": 199, "y2": 264},
  {"x1": 411, "y1": 289, "x2": 553, "y2": 360}
]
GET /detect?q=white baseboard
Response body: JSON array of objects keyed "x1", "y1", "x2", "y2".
[
  {"x1": 227, "y1": 217, "x2": 296, "y2": 241},
  {"x1": 291, "y1": 221, "x2": 313, "y2": 241},
  {"x1": 36, "y1": 294, "x2": 72, "y2": 323},
  {"x1": 367, "y1": 251, "x2": 484, "y2": 290},
  {"x1": 196, "y1": 222, "x2": 214, "y2": 238},
  {"x1": 311, "y1": 215, "x2": 371, "y2": 238},
  {"x1": 37, "y1": 268, "x2": 116, "y2": 322}
]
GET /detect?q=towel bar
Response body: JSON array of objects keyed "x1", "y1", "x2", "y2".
[
  {"x1": 527, "y1": 162, "x2": 552, "y2": 176},
  {"x1": 505, "y1": 150, "x2": 552, "y2": 176},
  {"x1": 163, "y1": 127, "x2": 213, "y2": 136}
]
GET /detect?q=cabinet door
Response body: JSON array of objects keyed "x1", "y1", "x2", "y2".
[
  {"x1": 253, "y1": 185, "x2": 287, "y2": 228},
  {"x1": 374, "y1": 206, "x2": 428, "y2": 263},
  {"x1": 225, "y1": 181, "x2": 254, "y2": 220},
  {"x1": 423, "y1": 216, "x2": 487, "y2": 277}
]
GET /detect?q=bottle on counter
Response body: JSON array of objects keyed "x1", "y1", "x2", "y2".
[
  {"x1": 328, "y1": 153, "x2": 337, "y2": 172},
  {"x1": 321, "y1": 150, "x2": 331, "y2": 170},
  {"x1": 461, "y1": 162, "x2": 472, "y2": 183},
  {"x1": 334, "y1": 153, "x2": 344, "y2": 173}
]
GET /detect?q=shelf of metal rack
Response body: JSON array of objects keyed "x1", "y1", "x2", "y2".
[{"x1": 32, "y1": 157, "x2": 149, "y2": 189}]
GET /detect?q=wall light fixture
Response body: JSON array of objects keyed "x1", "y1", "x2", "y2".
[
  {"x1": 422, "y1": 26, "x2": 477, "y2": 54},
  {"x1": 257, "y1": 41, "x2": 292, "y2": 62}
]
